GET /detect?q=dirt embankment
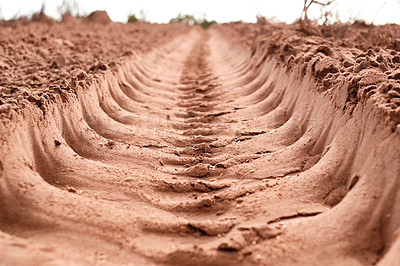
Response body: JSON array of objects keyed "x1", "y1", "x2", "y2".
[{"x1": 0, "y1": 17, "x2": 399, "y2": 266}]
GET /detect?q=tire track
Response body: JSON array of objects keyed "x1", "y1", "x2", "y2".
[{"x1": 1, "y1": 26, "x2": 400, "y2": 265}]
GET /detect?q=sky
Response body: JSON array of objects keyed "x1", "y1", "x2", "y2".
[{"x1": 0, "y1": 0, "x2": 399, "y2": 25}]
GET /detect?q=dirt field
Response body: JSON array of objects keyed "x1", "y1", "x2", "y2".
[{"x1": 0, "y1": 13, "x2": 400, "y2": 265}]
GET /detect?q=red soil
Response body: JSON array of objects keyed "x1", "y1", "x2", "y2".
[{"x1": 0, "y1": 14, "x2": 399, "y2": 266}]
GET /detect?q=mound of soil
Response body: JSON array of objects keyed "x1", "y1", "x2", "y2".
[
  {"x1": 86, "y1": 10, "x2": 112, "y2": 25},
  {"x1": 61, "y1": 11, "x2": 78, "y2": 24}
]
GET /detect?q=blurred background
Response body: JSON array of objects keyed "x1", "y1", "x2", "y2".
[{"x1": 0, "y1": 0, "x2": 400, "y2": 25}]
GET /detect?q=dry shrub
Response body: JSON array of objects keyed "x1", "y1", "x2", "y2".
[
  {"x1": 365, "y1": 24, "x2": 400, "y2": 51},
  {"x1": 297, "y1": 1, "x2": 400, "y2": 51},
  {"x1": 31, "y1": 4, "x2": 54, "y2": 24},
  {"x1": 299, "y1": 0, "x2": 334, "y2": 36},
  {"x1": 320, "y1": 22, "x2": 400, "y2": 51}
]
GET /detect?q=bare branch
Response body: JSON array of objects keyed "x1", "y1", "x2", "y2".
[
  {"x1": 301, "y1": 0, "x2": 334, "y2": 21},
  {"x1": 371, "y1": 1, "x2": 387, "y2": 25}
]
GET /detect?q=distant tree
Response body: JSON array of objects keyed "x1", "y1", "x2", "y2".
[
  {"x1": 199, "y1": 19, "x2": 215, "y2": 29},
  {"x1": 127, "y1": 14, "x2": 138, "y2": 23},
  {"x1": 127, "y1": 9, "x2": 146, "y2": 23},
  {"x1": 170, "y1": 13, "x2": 196, "y2": 25},
  {"x1": 57, "y1": 0, "x2": 82, "y2": 17},
  {"x1": 169, "y1": 13, "x2": 215, "y2": 29}
]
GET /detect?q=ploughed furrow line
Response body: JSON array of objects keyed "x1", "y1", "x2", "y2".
[{"x1": 0, "y1": 26, "x2": 399, "y2": 266}]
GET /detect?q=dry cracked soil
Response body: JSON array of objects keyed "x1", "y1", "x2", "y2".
[{"x1": 0, "y1": 14, "x2": 400, "y2": 266}]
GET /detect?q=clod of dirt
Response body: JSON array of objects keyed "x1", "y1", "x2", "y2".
[
  {"x1": 0, "y1": 60, "x2": 9, "y2": 70},
  {"x1": 0, "y1": 103, "x2": 12, "y2": 114},
  {"x1": 52, "y1": 54, "x2": 66, "y2": 68},
  {"x1": 66, "y1": 186, "x2": 77, "y2": 193},
  {"x1": 217, "y1": 230, "x2": 249, "y2": 252},
  {"x1": 54, "y1": 140, "x2": 61, "y2": 147},
  {"x1": 281, "y1": 43, "x2": 297, "y2": 58},
  {"x1": 217, "y1": 239, "x2": 245, "y2": 252},
  {"x1": 358, "y1": 69, "x2": 387, "y2": 86},
  {"x1": 314, "y1": 57, "x2": 339, "y2": 79},
  {"x1": 251, "y1": 224, "x2": 283, "y2": 239},
  {"x1": 343, "y1": 60, "x2": 353, "y2": 68},
  {"x1": 388, "y1": 90, "x2": 400, "y2": 98},
  {"x1": 89, "y1": 63, "x2": 107, "y2": 71},
  {"x1": 389, "y1": 109, "x2": 400, "y2": 124},
  {"x1": 185, "y1": 163, "x2": 210, "y2": 177},
  {"x1": 188, "y1": 219, "x2": 235, "y2": 236},
  {"x1": 315, "y1": 45, "x2": 332, "y2": 56},
  {"x1": 123, "y1": 50, "x2": 134, "y2": 56},
  {"x1": 389, "y1": 70, "x2": 400, "y2": 80},
  {"x1": 106, "y1": 140, "x2": 115, "y2": 148}
]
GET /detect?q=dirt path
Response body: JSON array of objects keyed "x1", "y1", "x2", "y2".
[{"x1": 1, "y1": 22, "x2": 400, "y2": 266}]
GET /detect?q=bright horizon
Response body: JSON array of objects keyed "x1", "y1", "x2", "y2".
[{"x1": 1, "y1": 0, "x2": 400, "y2": 25}]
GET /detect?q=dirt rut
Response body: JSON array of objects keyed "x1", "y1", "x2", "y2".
[{"x1": 0, "y1": 26, "x2": 400, "y2": 266}]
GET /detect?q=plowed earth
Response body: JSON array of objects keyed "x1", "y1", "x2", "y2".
[{"x1": 0, "y1": 19, "x2": 400, "y2": 265}]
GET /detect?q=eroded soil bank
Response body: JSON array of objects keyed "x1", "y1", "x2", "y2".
[{"x1": 0, "y1": 18, "x2": 400, "y2": 265}]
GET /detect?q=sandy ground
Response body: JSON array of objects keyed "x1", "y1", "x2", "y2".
[{"x1": 0, "y1": 14, "x2": 400, "y2": 265}]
